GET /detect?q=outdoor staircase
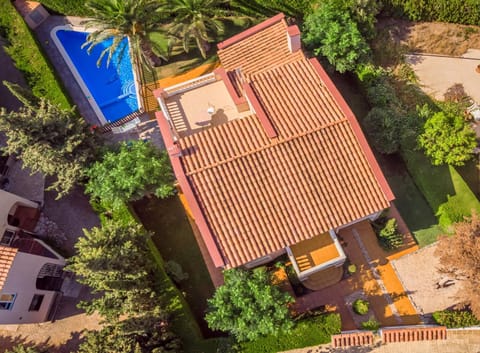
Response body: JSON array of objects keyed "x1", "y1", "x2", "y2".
[{"x1": 165, "y1": 100, "x2": 188, "y2": 133}]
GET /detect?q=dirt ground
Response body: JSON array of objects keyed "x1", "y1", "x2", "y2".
[{"x1": 378, "y1": 18, "x2": 480, "y2": 56}]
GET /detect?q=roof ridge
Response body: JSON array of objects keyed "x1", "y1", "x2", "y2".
[{"x1": 184, "y1": 118, "x2": 349, "y2": 176}]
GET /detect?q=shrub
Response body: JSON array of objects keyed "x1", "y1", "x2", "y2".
[
  {"x1": 418, "y1": 111, "x2": 476, "y2": 167},
  {"x1": 239, "y1": 313, "x2": 341, "y2": 353},
  {"x1": 363, "y1": 106, "x2": 402, "y2": 154},
  {"x1": 39, "y1": 0, "x2": 91, "y2": 16},
  {"x1": 383, "y1": 0, "x2": 480, "y2": 26},
  {"x1": 372, "y1": 217, "x2": 404, "y2": 250},
  {"x1": 353, "y1": 299, "x2": 369, "y2": 315},
  {"x1": 433, "y1": 309, "x2": 480, "y2": 328},
  {"x1": 347, "y1": 264, "x2": 357, "y2": 274},
  {"x1": 0, "y1": 0, "x2": 70, "y2": 108},
  {"x1": 361, "y1": 318, "x2": 380, "y2": 331},
  {"x1": 165, "y1": 260, "x2": 189, "y2": 284}
]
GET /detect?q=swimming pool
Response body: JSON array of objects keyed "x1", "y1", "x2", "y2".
[{"x1": 51, "y1": 26, "x2": 140, "y2": 124}]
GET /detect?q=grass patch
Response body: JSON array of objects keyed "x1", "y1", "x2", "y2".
[
  {"x1": 0, "y1": 0, "x2": 70, "y2": 109},
  {"x1": 39, "y1": 0, "x2": 91, "y2": 16},
  {"x1": 239, "y1": 313, "x2": 340, "y2": 353},
  {"x1": 131, "y1": 196, "x2": 217, "y2": 337}
]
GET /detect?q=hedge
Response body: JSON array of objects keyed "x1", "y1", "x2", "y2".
[
  {"x1": 38, "y1": 0, "x2": 91, "y2": 16},
  {"x1": 433, "y1": 309, "x2": 480, "y2": 328},
  {"x1": 239, "y1": 313, "x2": 341, "y2": 353},
  {"x1": 384, "y1": 0, "x2": 480, "y2": 25},
  {"x1": 0, "y1": 0, "x2": 70, "y2": 109}
]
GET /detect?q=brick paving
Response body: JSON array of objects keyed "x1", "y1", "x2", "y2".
[{"x1": 293, "y1": 220, "x2": 419, "y2": 330}]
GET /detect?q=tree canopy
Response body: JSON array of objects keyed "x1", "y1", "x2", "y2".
[
  {"x1": 205, "y1": 268, "x2": 294, "y2": 342},
  {"x1": 82, "y1": 0, "x2": 169, "y2": 68},
  {"x1": 78, "y1": 313, "x2": 182, "y2": 353},
  {"x1": 435, "y1": 213, "x2": 480, "y2": 318},
  {"x1": 167, "y1": 0, "x2": 244, "y2": 58},
  {"x1": 68, "y1": 220, "x2": 159, "y2": 319},
  {"x1": 86, "y1": 140, "x2": 174, "y2": 209},
  {"x1": 0, "y1": 84, "x2": 99, "y2": 198},
  {"x1": 303, "y1": 0, "x2": 370, "y2": 73},
  {"x1": 418, "y1": 111, "x2": 476, "y2": 166}
]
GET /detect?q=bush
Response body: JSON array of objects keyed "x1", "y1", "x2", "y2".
[
  {"x1": 383, "y1": 0, "x2": 480, "y2": 26},
  {"x1": 363, "y1": 106, "x2": 402, "y2": 154},
  {"x1": 347, "y1": 264, "x2": 357, "y2": 274},
  {"x1": 239, "y1": 313, "x2": 341, "y2": 353},
  {"x1": 39, "y1": 0, "x2": 91, "y2": 16},
  {"x1": 0, "y1": 0, "x2": 70, "y2": 109},
  {"x1": 353, "y1": 299, "x2": 369, "y2": 315},
  {"x1": 433, "y1": 309, "x2": 480, "y2": 328},
  {"x1": 165, "y1": 260, "x2": 189, "y2": 284},
  {"x1": 376, "y1": 218, "x2": 404, "y2": 250},
  {"x1": 361, "y1": 318, "x2": 380, "y2": 331}
]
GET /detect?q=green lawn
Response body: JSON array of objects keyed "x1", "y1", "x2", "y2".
[{"x1": 132, "y1": 196, "x2": 218, "y2": 338}]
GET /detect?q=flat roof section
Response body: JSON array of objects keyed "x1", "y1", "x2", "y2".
[
  {"x1": 289, "y1": 232, "x2": 340, "y2": 272},
  {"x1": 164, "y1": 80, "x2": 252, "y2": 138}
]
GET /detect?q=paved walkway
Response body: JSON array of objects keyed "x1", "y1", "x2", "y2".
[
  {"x1": 282, "y1": 330, "x2": 480, "y2": 353},
  {"x1": 406, "y1": 49, "x2": 480, "y2": 102},
  {"x1": 294, "y1": 221, "x2": 419, "y2": 330}
]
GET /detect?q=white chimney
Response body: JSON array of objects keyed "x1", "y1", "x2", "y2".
[{"x1": 287, "y1": 25, "x2": 301, "y2": 53}]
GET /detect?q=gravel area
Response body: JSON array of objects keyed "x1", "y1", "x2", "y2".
[{"x1": 391, "y1": 244, "x2": 461, "y2": 317}]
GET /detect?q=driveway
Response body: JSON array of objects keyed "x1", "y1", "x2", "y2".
[{"x1": 406, "y1": 49, "x2": 480, "y2": 102}]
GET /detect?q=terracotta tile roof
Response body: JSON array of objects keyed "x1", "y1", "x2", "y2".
[
  {"x1": 0, "y1": 246, "x2": 17, "y2": 290},
  {"x1": 217, "y1": 15, "x2": 304, "y2": 79},
  {"x1": 158, "y1": 14, "x2": 394, "y2": 268},
  {"x1": 178, "y1": 58, "x2": 392, "y2": 267}
]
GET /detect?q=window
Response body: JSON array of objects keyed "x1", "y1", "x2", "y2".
[
  {"x1": 0, "y1": 293, "x2": 16, "y2": 310},
  {"x1": 0, "y1": 230, "x2": 15, "y2": 245},
  {"x1": 28, "y1": 294, "x2": 44, "y2": 312}
]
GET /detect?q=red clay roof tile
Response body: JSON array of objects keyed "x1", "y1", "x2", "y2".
[
  {"x1": 166, "y1": 15, "x2": 393, "y2": 267},
  {"x1": 0, "y1": 246, "x2": 17, "y2": 290}
]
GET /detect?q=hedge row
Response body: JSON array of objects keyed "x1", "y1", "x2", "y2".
[
  {"x1": 384, "y1": 0, "x2": 480, "y2": 25},
  {"x1": 433, "y1": 309, "x2": 480, "y2": 328},
  {"x1": 240, "y1": 313, "x2": 341, "y2": 353},
  {"x1": 38, "y1": 0, "x2": 91, "y2": 17},
  {"x1": 0, "y1": 0, "x2": 70, "y2": 109}
]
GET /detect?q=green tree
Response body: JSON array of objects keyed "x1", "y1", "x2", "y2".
[
  {"x1": 86, "y1": 140, "x2": 174, "y2": 209},
  {"x1": 68, "y1": 220, "x2": 158, "y2": 320},
  {"x1": 205, "y1": 268, "x2": 294, "y2": 342},
  {"x1": 79, "y1": 314, "x2": 182, "y2": 353},
  {"x1": 82, "y1": 0, "x2": 168, "y2": 68},
  {"x1": 303, "y1": 0, "x2": 370, "y2": 73},
  {"x1": 363, "y1": 107, "x2": 402, "y2": 154},
  {"x1": 0, "y1": 90, "x2": 99, "y2": 198},
  {"x1": 418, "y1": 111, "x2": 476, "y2": 166},
  {"x1": 168, "y1": 0, "x2": 244, "y2": 58}
]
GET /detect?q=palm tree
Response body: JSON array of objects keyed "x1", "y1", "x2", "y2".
[
  {"x1": 81, "y1": 0, "x2": 168, "y2": 68},
  {"x1": 168, "y1": 0, "x2": 244, "y2": 58}
]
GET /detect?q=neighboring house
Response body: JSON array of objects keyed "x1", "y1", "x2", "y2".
[
  {"x1": 154, "y1": 14, "x2": 394, "y2": 290},
  {"x1": 0, "y1": 189, "x2": 65, "y2": 324}
]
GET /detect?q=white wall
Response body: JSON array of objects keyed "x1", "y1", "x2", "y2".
[
  {"x1": 0, "y1": 249, "x2": 65, "y2": 324},
  {"x1": 0, "y1": 190, "x2": 39, "y2": 237}
]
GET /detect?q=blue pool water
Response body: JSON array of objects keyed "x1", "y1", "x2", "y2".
[{"x1": 55, "y1": 30, "x2": 139, "y2": 123}]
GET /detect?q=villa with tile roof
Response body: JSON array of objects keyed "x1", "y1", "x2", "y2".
[
  {"x1": 154, "y1": 14, "x2": 394, "y2": 290},
  {"x1": 0, "y1": 190, "x2": 65, "y2": 324}
]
